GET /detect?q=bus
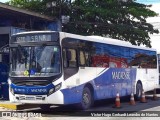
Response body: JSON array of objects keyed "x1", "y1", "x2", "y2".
[
  {"x1": 8, "y1": 31, "x2": 159, "y2": 110},
  {"x1": 157, "y1": 53, "x2": 160, "y2": 84}
]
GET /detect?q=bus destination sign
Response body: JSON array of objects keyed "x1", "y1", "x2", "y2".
[{"x1": 15, "y1": 34, "x2": 52, "y2": 43}]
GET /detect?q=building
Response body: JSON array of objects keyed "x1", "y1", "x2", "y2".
[
  {"x1": 0, "y1": 1, "x2": 60, "y2": 61},
  {"x1": 0, "y1": 2, "x2": 57, "y2": 100}
]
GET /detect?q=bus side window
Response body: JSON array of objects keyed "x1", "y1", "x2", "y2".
[
  {"x1": 79, "y1": 51, "x2": 86, "y2": 67},
  {"x1": 63, "y1": 49, "x2": 68, "y2": 67},
  {"x1": 85, "y1": 51, "x2": 90, "y2": 67},
  {"x1": 63, "y1": 49, "x2": 77, "y2": 68}
]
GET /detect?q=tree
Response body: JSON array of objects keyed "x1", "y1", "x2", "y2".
[
  {"x1": 7, "y1": 0, "x2": 45, "y2": 13},
  {"x1": 7, "y1": 0, "x2": 71, "y2": 17},
  {"x1": 7, "y1": 0, "x2": 159, "y2": 47},
  {"x1": 65, "y1": 0, "x2": 159, "y2": 47}
]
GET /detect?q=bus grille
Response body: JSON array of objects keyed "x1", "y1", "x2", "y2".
[
  {"x1": 17, "y1": 95, "x2": 45, "y2": 100},
  {"x1": 12, "y1": 80, "x2": 50, "y2": 86}
]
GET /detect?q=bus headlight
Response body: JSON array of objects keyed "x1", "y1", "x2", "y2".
[
  {"x1": 55, "y1": 83, "x2": 62, "y2": 92},
  {"x1": 48, "y1": 88, "x2": 55, "y2": 96},
  {"x1": 48, "y1": 83, "x2": 61, "y2": 96}
]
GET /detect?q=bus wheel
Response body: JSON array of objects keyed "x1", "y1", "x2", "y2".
[
  {"x1": 40, "y1": 105, "x2": 51, "y2": 110},
  {"x1": 79, "y1": 87, "x2": 93, "y2": 110},
  {"x1": 135, "y1": 82, "x2": 142, "y2": 100}
]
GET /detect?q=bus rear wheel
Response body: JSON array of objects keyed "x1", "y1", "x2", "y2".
[
  {"x1": 79, "y1": 87, "x2": 94, "y2": 110},
  {"x1": 135, "y1": 82, "x2": 143, "y2": 100}
]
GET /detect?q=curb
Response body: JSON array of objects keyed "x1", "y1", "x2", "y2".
[{"x1": 0, "y1": 102, "x2": 40, "y2": 110}]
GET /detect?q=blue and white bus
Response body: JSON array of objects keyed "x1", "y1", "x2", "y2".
[
  {"x1": 8, "y1": 31, "x2": 159, "y2": 109},
  {"x1": 157, "y1": 53, "x2": 160, "y2": 83}
]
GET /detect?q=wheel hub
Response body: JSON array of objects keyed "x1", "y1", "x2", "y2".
[{"x1": 83, "y1": 93, "x2": 90, "y2": 105}]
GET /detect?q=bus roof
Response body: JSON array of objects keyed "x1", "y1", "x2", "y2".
[
  {"x1": 63, "y1": 32, "x2": 156, "y2": 52},
  {"x1": 12, "y1": 31, "x2": 53, "y2": 35},
  {"x1": 13, "y1": 31, "x2": 156, "y2": 52}
]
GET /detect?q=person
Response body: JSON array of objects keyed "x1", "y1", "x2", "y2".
[{"x1": 30, "y1": 60, "x2": 41, "y2": 73}]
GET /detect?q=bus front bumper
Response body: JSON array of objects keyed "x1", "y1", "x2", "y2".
[{"x1": 9, "y1": 91, "x2": 64, "y2": 105}]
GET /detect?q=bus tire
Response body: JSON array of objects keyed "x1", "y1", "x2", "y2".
[
  {"x1": 79, "y1": 87, "x2": 94, "y2": 110},
  {"x1": 40, "y1": 105, "x2": 51, "y2": 110},
  {"x1": 135, "y1": 82, "x2": 143, "y2": 100}
]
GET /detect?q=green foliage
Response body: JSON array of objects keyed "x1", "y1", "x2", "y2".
[
  {"x1": 7, "y1": 0, "x2": 159, "y2": 47},
  {"x1": 8, "y1": 0, "x2": 46, "y2": 13}
]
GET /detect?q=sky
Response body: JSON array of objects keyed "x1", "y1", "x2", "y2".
[
  {"x1": 134, "y1": 1, "x2": 160, "y2": 52},
  {"x1": 136, "y1": 0, "x2": 160, "y2": 4},
  {"x1": 0, "y1": 0, "x2": 9, "y2": 3}
]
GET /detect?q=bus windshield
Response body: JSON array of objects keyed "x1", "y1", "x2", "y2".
[{"x1": 10, "y1": 45, "x2": 61, "y2": 77}]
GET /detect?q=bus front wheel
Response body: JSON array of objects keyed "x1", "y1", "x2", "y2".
[{"x1": 79, "y1": 87, "x2": 94, "y2": 110}]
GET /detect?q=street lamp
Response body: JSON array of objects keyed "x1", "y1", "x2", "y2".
[
  {"x1": 46, "y1": 1, "x2": 56, "y2": 8},
  {"x1": 46, "y1": 0, "x2": 62, "y2": 31},
  {"x1": 46, "y1": 0, "x2": 70, "y2": 31}
]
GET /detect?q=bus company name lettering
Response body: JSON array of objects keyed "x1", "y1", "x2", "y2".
[
  {"x1": 31, "y1": 89, "x2": 47, "y2": 93},
  {"x1": 14, "y1": 88, "x2": 47, "y2": 93},
  {"x1": 112, "y1": 71, "x2": 130, "y2": 80},
  {"x1": 14, "y1": 88, "x2": 25, "y2": 92}
]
